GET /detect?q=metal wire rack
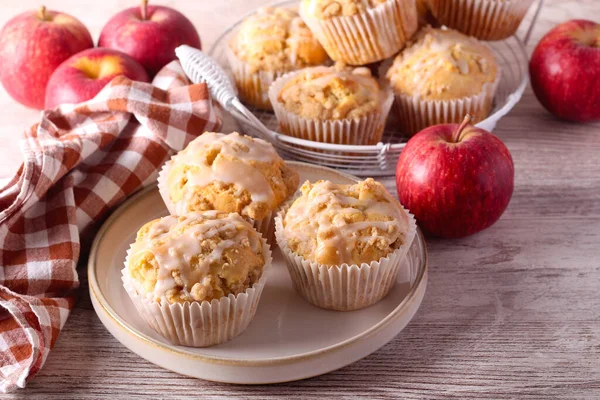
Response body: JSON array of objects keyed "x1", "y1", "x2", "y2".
[{"x1": 209, "y1": 0, "x2": 542, "y2": 176}]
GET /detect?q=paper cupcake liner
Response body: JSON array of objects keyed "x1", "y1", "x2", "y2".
[
  {"x1": 268, "y1": 68, "x2": 394, "y2": 146},
  {"x1": 428, "y1": 0, "x2": 535, "y2": 41},
  {"x1": 157, "y1": 157, "x2": 276, "y2": 242},
  {"x1": 247, "y1": 207, "x2": 277, "y2": 245},
  {"x1": 392, "y1": 72, "x2": 501, "y2": 136},
  {"x1": 274, "y1": 203, "x2": 417, "y2": 311},
  {"x1": 121, "y1": 236, "x2": 273, "y2": 347},
  {"x1": 225, "y1": 47, "x2": 282, "y2": 110},
  {"x1": 300, "y1": 0, "x2": 418, "y2": 65}
]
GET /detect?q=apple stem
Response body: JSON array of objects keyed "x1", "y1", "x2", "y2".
[
  {"x1": 453, "y1": 114, "x2": 473, "y2": 143},
  {"x1": 38, "y1": 5, "x2": 47, "y2": 21},
  {"x1": 140, "y1": 0, "x2": 149, "y2": 20}
]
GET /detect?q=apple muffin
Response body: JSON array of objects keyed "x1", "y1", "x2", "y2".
[
  {"x1": 386, "y1": 26, "x2": 500, "y2": 135},
  {"x1": 227, "y1": 7, "x2": 329, "y2": 110},
  {"x1": 299, "y1": 0, "x2": 418, "y2": 65},
  {"x1": 268, "y1": 64, "x2": 393, "y2": 145},
  {"x1": 158, "y1": 132, "x2": 299, "y2": 242},
  {"x1": 122, "y1": 211, "x2": 272, "y2": 346},
  {"x1": 427, "y1": 0, "x2": 535, "y2": 41},
  {"x1": 274, "y1": 178, "x2": 416, "y2": 311}
]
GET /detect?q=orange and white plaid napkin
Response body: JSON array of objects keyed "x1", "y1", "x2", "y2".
[{"x1": 0, "y1": 61, "x2": 221, "y2": 392}]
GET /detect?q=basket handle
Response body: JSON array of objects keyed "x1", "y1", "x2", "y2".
[{"x1": 522, "y1": 0, "x2": 544, "y2": 45}]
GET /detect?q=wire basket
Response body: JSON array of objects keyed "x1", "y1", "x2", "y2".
[{"x1": 209, "y1": 0, "x2": 540, "y2": 176}]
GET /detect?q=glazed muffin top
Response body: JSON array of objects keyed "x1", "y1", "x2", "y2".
[
  {"x1": 386, "y1": 26, "x2": 499, "y2": 101},
  {"x1": 301, "y1": 0, "x2": 389, "y2": 18},
  {"x1": 282, "y1": 178, "x2": 411, "y2": 266},
  {"x1": 275, "y1": 64, "x2": 384, "y2": 120},
  {"x1": 127, "y1": 212, "x2": 265, "y2": 304},
  {"x1": 163, "y1": 132, "x2": 299, "y2": 221},
  {"x1": 229, "y1": 7, "x2": 329, "y2": 73}
]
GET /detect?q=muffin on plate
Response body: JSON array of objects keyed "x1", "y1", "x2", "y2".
[
  {"x1": 386, "y1": 26, "x2": 500, "y2": 135},
  {"x1": 158, "y1": 132, "x2": 299, "y2": 242},
  {"x1": 427, "y1": 0, "x2": 535, "y2": 40},
  {"x1": 299, "y1": 0, "x2": 418, "y2": 65},
  {"x1": 268, "y1": 63, "x2": 394, "y2": 145},
  {"x1": 275, "y1": 178, "x2": 416, "y2": 311},
  {"x1": 227, "y1": 6, "x2": 329, "y2": 110},
  {"x1": 122, "y1": 211, "x2": 272, "y2": 347}
]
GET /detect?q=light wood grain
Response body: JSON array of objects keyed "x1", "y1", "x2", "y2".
[{"x1": 2, "y1": 0, "x2": 600, "y2": 399}]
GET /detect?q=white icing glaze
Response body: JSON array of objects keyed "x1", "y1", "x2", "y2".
[
  {"x1": 170, "y1": 132, "x2": 280, "y2": 212},
  {"x1": 283, "y1": 179, "x2": 408, "y2": 265},
  {"x1": 129, "y1": 212, "x2": 262, "y2": 301}
]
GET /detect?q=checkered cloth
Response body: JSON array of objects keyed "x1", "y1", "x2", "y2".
[{"x1": 0, "y1": 61, "x2": 221, "y2": 393}]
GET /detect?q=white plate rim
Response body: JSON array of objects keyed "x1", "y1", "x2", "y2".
[{"x1": 88, "y1": 161, "x2": 428, "y2": 368}]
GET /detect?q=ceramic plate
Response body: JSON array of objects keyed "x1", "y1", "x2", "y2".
[{"x1": 88, "y1": 161, "x2": 428, "y2": 384}]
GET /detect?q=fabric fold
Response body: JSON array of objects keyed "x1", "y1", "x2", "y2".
[{"x1": 0, "y1": 61, "x2": 221, "y2": 392}]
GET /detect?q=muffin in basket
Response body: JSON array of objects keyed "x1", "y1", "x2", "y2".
[
  {"x1": 268, "y1": 63, "x2": 394, "y2": 145},
  {"x1": 299, "y1": 0, "x2": 418, "y2": 65},
  {"x1": 275, "y1": 178, "x2": 416, "y2": 311},
  {"x1": 386, "y1": 26, "x2": 500, "y2": 135},
  {"x1": 122, "y1": 211, "x2": 272, "y2": 347},
  {"x1": 427, "y1": 0, "x2": 535, "y2": 41},
  {"x1": 158, "y1": 132, "x2": 299, "y2": 243},
  {"x1": 227, "y1": 6, "x2": 329, "y2": 110}
]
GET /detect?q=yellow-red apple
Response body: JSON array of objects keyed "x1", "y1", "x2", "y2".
[
  {"x1": 44, "y1": 47, "x2": 149, "y2": 109},
  {"x1": 0, "y1": 6, "x2": 93, "y2": 109},
  {"x1": 98, "y1": 0, "x2": 201, "y2": 77}
]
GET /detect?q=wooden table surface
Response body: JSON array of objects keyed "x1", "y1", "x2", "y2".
[{"x1": 2, "y1": 0, "x2": 600, "y2": 398}]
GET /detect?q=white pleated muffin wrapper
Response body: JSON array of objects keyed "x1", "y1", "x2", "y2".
[
  {"x1": 268, "y1": 68, "x2": 394, "y2": 146},
  {"x1": 225, "y1": 46, "x2": 282, "y2": 110},
  {"x1": 157, "y1": 157, "x2": 277, "y2": 243},
  {"x1": 428, "y1": 0, "x2": 535, "y2": 41},
  {"x1": 274, "y1": 203, "x2": 417, "y2": 311},
  {"x1": 299, "y1": 0, "x2": 418, "y2": 65},
  {"x1": 391, "y1": 70, "x2": 501, "y2": 136},
  {"x1": 121, "y1": 236, "x2": 273, "y2": 347}
]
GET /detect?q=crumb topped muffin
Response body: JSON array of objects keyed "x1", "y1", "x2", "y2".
[
  {"x1": 127, "y1": 212, "x2": 265, "y2": 304},
  {"x1": 269, "y1": 65, "x2": 393, "y2": 145},
  {"x1": 275, "y1": 178, "x2": 416, "y2": 311},
  {"x1": 276, "y1": 64, "x2": 380, "y2": 120},
  {"x1": 230, "y1": 7, "x2": 328, "y2": 73},
  {"x1": 227, "y1": 7, "x2": 329, "y2": 109},
  {"x1": 304, "y1": 0, "x2": 389, "y2": 18},
  {"x1": 283, "y1": 179, "x2": 409, "y2": 266},
  {"x1": 122, "y1": 211, "x2": 272, "y2": 347},
  {"x1": 386, "y1": 26, "x2": 499, "y2": 101},
  {"x1": 300, "y1": 0, "x2": 417, "y2": 65},
  {"x1": 161, "y1": 132, "x2": 299, "y2": 222},
  {"x1": 386, "y1": 26, "x2": 500, "y2": 134}
]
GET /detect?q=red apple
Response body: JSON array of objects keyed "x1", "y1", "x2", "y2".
[
  {"x1": 0, "y1": 6, "x2": 93, "y2": 109},
  {"x1": 45, "y1": 47, "x2": 149, "y2": 109},
  {"x1": 396, "y1": 115, "x2": 514, "y2": 238},
  {"x1": 98, "y1": 0, "x2": 201, "y2": 77},
  {"x1": 530, "y1": 19, "x2": 600, "y2": 123}
]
